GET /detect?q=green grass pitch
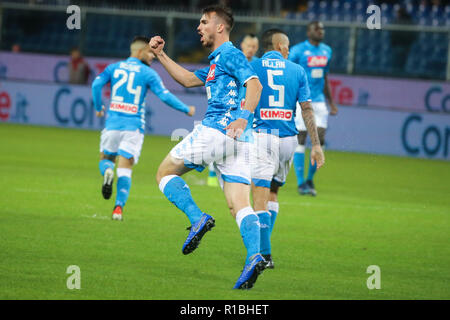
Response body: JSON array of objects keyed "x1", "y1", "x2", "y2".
[{"x1": 0, "y1": 123, "x2": 449, "y2": 300}]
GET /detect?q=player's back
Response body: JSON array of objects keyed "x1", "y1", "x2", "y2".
[
  {"x1": 251, "y1": 50, "x2": 310, "y2": 137},
  {"x1": 105, "y1": 57, "x2": 153, "y2": 132}
]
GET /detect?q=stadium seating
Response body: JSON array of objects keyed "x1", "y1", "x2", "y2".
[{"x1": 1, "y1": 1, "x2": 448, "y2": 80}]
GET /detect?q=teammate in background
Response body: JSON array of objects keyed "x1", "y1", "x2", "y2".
[
  {"x1": 92, "y1": 36, "x2": 195, "y2": 221},
  {"x1": 241, "y1": 33, "x2": 259, "y2": 62},
  {"x1": 250, "y1": 29, "x2": 324, "y2": 268},
  {"x1": 289, "y1": 21, "x2": 338, "y2": 196},
  {"x1": 150, "y1": 5, "x2": 266, "y2": 289},
  {"x1": 206, "y1": 33, "x2": 259, "y2": 187}
]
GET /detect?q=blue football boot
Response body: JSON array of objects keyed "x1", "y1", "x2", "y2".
[
  {"x1": 182, "y1": 213, "x2": 215, "y2": 255},
  {"x1": 233, "y1": 254, "x2": 267, "y2": 290}
]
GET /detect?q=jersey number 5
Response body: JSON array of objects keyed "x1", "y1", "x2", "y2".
[
  {"x1": 111, "y1": 69, "x2": 142, "y2": 105},
  {"x1": 267, "y1": 69, "x2": 285, "y2": 107}
]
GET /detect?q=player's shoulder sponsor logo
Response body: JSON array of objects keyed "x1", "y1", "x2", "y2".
[
  {"x1": 260, "y1": 108, "x2": 293, "y2": 121},
  {"x1": 110, "y1": 101, "x2": 139, "y2": 115},
  {"x1": 206, "y1": 64, "x2": 216, "y2": 82},
  {"x1": 307, "y1": 56, "x2": 328, "y2": 67}
]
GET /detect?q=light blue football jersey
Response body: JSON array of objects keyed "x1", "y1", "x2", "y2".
[
  {"x1": 251, "y1": 51, "x2": 311, "y2": 137},
  {"x1": 288, "y1": 40, "x2": 332, "y2": 102},
  {"x1": 194, "y1": 41, "x2": 258, "y2": 140},
  {"x1": 92, "y1": 57, "x2": 189, "y2": 133}
]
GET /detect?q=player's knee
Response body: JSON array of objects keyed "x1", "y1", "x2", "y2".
[{"x1": 297, "y1": 131, "x2": 307, "y2": 145}]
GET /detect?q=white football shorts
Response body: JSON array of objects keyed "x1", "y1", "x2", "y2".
[
  {"x1": 170, "y1": 124, "x2": 251, "y2": 185},
  {"x1": 100, "y1": 129, "x2": 144, "y2": 164},
  {"x1": 251, "y1": 131, "x2": 297, "y2": 188},
  {"x1": 295, "y1": 101, "x2": 329, "y2": 130}
]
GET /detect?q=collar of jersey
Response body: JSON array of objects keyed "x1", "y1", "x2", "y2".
[
  {"x1": 208, "y1": 41, "x2": 233, "y2": 61},
  {"x1": 262, "y1": 51, "x2": 284, "y2": 59},
  {"x1": 305, "y1": 39, "x2": 321, "y2": 48},
  {"x1": 127, "y1": 57, "x2": 142, "y2": 64}
]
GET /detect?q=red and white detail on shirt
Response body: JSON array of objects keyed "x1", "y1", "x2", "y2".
[
  {"x1": 307, "y1": 56, "x2": 328, "y2": 67},
  {"x1": 110, "y1": 101, "x2": 139, "y2": 114},
  {"x1": 206, "y1": 64, "x2": 216, "y2": 82},
  {"x1": 260, "y1": 108, "x2": 293, "y2": 121}
]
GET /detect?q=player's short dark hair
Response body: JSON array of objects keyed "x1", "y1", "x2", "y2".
[
  {"x1": 261, "y1": 28, "x2": 287, "y2": 52},
  {"x1": 307, "y1": 21, "x2": 322, "y2": 31},
  {"x1": 131, "y1": 35, "x2": 150, "y2": 45},
  {"x1": 202, "y1": 4, "x2": 234, "y2": 32}
]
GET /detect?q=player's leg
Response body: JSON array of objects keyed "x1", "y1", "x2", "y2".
[
  {"x1": 293, "y1": 103, "x2": 309, "y2": 195},
  {"x1": 99, "y1": 129, "x2": 119, "y2": 199},
  {"x1": 294, "y1": 131, "x2": 310, "y2": 195},
  {"x1": 99, "y1": 152, "x2": 116, "y2": 199},
  {"x1": 112, "y1": 155, "x2": 133, "y2": 221},
  {"x1": 156, "y1": 153, "x2": 203, "y2": 225},
  {"x1": 206, "y1": 162, "x2": 219, "y2": 187},
  {"x1": 218, "y1": 139, "x2": 266, "y2": 289},
  {"x1": 251, "y1": 184, "x2": 272, "y2": 264},
  {"x1": 249, "y1": 131, "x2": 277, "y2": 269},
  {"x1": 157, "y1": 125, "x2": 216, "y2": 254}
]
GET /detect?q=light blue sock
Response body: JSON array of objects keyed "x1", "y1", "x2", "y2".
[
  {"x1": 99, "y1": 159, "x2": 114, "y2": 176},
  {"x1": 268, "y1": 201, "x2": 279, "y2": 235},
  {"x1": 208, "y1": 170, "x2": 217, "y2": 178},
  {"x1": 307, "y1": 157, "x2": 317, "y2": 182},
  {"x1": 159, "y1": 175, "x2": 203, "y2": 225},
  {"x1": 208, "y1": 163, "x2": 217, "y2": 177},
  {"x1": 115, "y1": 175, "x2": 131, "y2": 207},
  {"x1": 293, "y1": 148, "x2": 305, "y2": 186},
  {"x1": 237, "y1": 208, "x2": 261, "y2": 265},
  {"x1": 257, "y1": 211, "x2": 272, "y2": 255}
]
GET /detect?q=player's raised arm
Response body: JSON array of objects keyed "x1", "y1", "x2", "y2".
[
  {"x1": 147, "y1": 70, "x2": 196, "y2": 116},
  {"x1": 149, "y1": 36, "x2": 204, "y2": 88}
]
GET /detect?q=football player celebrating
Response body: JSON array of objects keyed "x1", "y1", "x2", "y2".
[{"x1": 150, "y1": 5, "x2": 268, "y2": 290}]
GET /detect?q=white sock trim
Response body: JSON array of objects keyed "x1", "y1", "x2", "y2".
[
  {"x1": 255, "y1": 210, "x2": 271, "y2": 217},
  {"x1": 158, "y1": 174, "x2": 178, "y2": 193},
  {"x1": 236, "y1": 206, "x2": 256, "y2": 229},
  {"x1": 267, "y1": 201, "x2": 279, "y2": 213},
  {"x1": 117, "y1": 168, "x2": 132, "y2": 178},
  {"x1": 295, "y1": 145, "x2": 305, "y2": 153}
]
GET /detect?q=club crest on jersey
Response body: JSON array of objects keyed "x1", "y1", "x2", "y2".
[
  {"x1": 260, "y1": 108, "x2": 293, "y2": 121},
  {"x1": 206, "y1": 64, "x2": 216, "y2": 82},
  {"x1": 307, "y1": 56, "x2": 328, "y2": 67},
  {"x1": 110, "y1": 102, "x2": 139, "y2": 114}
]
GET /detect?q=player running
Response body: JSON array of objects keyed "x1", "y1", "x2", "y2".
[
  {"x1": 149, "y1": 5, "x2": 267, "y2": 290},
  {"x1": 206, "y1": 33, "x2": 260, "y2": 187},
  {"x1": 250, "y1": 29, "x2": 324, "y2": 268},
  {"x1": 289, "y1": 21, "x2": 338, "y2": 196},
  {"x1": 92, "y1": 36, "x2": 195, "y2": 221}
]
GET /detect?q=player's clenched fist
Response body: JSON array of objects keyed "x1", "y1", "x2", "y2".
[{"x1": 149, "y1": 36, "x2": 165, "y2": 54}]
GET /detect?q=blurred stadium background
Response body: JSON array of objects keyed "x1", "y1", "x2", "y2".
[{"x1": 0, "y1": 0, "x2": 449, "y2": 300}]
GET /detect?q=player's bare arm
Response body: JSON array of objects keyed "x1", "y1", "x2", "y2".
[
  {"x1": 225, "y1": 78, "x2": 262, "y2": 139},
  {"x1": 96, "y1": 106, "x2": 105, "y2": 117},
  {"x1": 300, "y1": 101, "x2": 325, "y2": 169},
  {"x1": 324, "y1": 74, "x2": 338, "y2": 115},
  {"x1": 149, "y1": 36, "x2": 204, "y2": 88}
]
